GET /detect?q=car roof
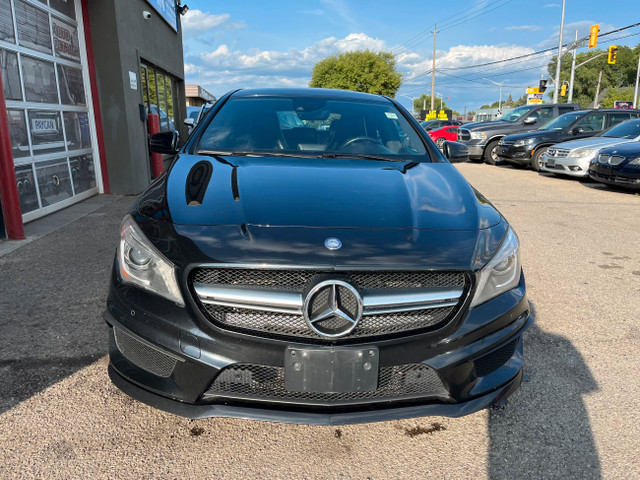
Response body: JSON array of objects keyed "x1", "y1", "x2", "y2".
[{"x1": 230, "y1": 87, "x2": 390, "y2": 103}]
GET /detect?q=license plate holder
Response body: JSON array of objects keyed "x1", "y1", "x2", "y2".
[
  {"x1": 546, "y1": 157, "x2": 556, "y2": 167},
  {"x1": 284, "y1": 346, "x2": 379, "y2": 393}
]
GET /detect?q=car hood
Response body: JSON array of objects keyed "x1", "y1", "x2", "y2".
[
  {"x1": 551, "y1": 136, "x2": 635, "y2": 151},
  {"x1": 462, "y1": 121, "x2": 508, "y2": 130},
  {"x1": 164, "y1": 155, "x2": 502, "y2": 231}
]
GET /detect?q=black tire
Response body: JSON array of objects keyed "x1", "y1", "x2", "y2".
[
  {"x1": 483, "y1": 140, "x2": 501, "y2": 165},
  {"x1": 531, "y1": 146, "x2": 548, "y2": 171},
  {"x1": 435, "y1": 137, "x2": 446, "y2": 149}
]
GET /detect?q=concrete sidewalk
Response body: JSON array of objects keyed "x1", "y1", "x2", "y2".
[{"x1": 0, "y1": 194, "x2": 127, "y2": 257}]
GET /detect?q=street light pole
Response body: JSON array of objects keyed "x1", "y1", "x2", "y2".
[
  {"x1": 553, "y1": 0, "x2": 566, "y2": 104},
  {"x1": 431, "y1": 24, "x2": 436, "y2": 111},
  {"x1": 568, "y1": 30, "x2": 578, "y2": 103},
  {"x1": 634, "y1": 54, "x2": 640, "y2": 108}
]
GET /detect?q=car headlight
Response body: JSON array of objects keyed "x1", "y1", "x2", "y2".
[
  {"x1": 117, "y1": 215, "x2": 184, "y2": 306},
  {"x1": 628, "y1": 157, "x2": 640, "y2": 166},
  {"x1": 568, "y1": 148, "x2": 594, "y2": 158},
  {"x1": 470, "y1": 132, "x2": 486, "y2": 140},
  {"x1": 471, "y1": 227, "x2": 521, "y2": 308}
]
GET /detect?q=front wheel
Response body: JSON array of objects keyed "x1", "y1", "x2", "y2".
[
  {"x1": 483, "y1": 140, "x2": 501, "y2": 165},
  {"x1": 531, "y1": 147, "x2": 548, "y2": 171}
]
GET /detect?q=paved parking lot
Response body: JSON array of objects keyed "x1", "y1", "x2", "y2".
[{"x1": 1, "y1": 163, "x2": 639, "y2": 479}]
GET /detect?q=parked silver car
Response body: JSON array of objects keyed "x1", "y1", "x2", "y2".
[{"x1": 540, "y1": 118, "x2": 640, "y2": 177}]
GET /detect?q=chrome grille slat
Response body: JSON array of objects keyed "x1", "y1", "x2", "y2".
[
  {"x1": 192, "y1": 267, "x2": 468, "y2": 341},
  {"x1": 548, "y1": 147, "x2": 569, "y2": 158}
]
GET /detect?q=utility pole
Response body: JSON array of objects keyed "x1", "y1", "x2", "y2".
[
  {"x1": 594, "y1": 70, "x2": 602, "y2": 108},
  {"x1": 552, "y1": 0, "x2": 566, "y2": 103},
  {"x1": 568, "y1": 30, "x2": 578, "y2": 103},
  {"x1": 431, "y1": 24, "x2": 436, "y2": 111}
]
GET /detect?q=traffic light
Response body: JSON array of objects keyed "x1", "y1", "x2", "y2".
[
  {"x1": 560, "y1": 83, "x2": 567, "y2": 96},
  {"x1": 588, "y1": 24, "x2": 599, "y2": 49},
  {"x1": 608, "y1": 45, "x2": 618, "y2": 64},
  {"x1": 539, "y1": 79, "x2": 548, "y2": 93}
]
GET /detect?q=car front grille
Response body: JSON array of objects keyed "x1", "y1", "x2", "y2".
[
  {"x1": 191, "y1": 267, "x2": 468, "y2": 342},
  {"x1": 201, "y1": 362, "x2": 447, "y2": 405},
  {"x1": 458, "y1": 129, "x2": 471, "y2": 141},
  {"x1": 548, "y1": 147, "x2": 569, "y2": 158}
]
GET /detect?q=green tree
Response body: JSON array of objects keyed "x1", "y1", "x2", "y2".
[
  {"x1": 309, "y1": 50, "x2": 403, "y2": 97},
  {"x1": 504, "y1": 94, "x2": 514, "y2": 106},
  {"x1": 412, "y1": 94, "x2": 450, "y2": 111},
  {"x1": 546, "y1": 43, "x2": 640, "y2": 108},
  {"x1": 600, "y1": 86, "x2": 635, "y2": 108}
]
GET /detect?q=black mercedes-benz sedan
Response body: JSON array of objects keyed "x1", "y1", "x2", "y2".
[
  {"x1": 589, "y1": 143, "x2": 640, "y2": 189},
  {"x1": 105, "y1": 88, "x2": 531, "y2": 425}
]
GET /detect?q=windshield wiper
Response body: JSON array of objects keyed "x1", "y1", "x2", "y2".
[
  {"x1": 197, "y1": 150, "x2": 251, "y2": 157},
  {"x1": 197, "y1": 150, "x2": 317, "y2": 159},
  {"x1": 321, "y1": 152, "x2": 406, "y2": 162}
]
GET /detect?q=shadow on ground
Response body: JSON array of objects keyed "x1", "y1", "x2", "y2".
[
  {"x1": 0, "y1": 198, "x2": 133, "y2": 414},
  {"x1": 489, "y1": 303, "x2": 601, "y2": 479}
]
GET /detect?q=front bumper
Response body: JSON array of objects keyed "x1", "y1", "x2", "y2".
[
  {"x1": 458, "y1": 140, "x2": 485, "y2": 159},
  {"x1": 106, "y1": 267, "x2": 531, "y2": 424},
  {"x1": 589, "y1": 163, "x2": 640, "y2": 189},
  {"x1": 540, "y1": 154, "x2": 591, "y2": 177},
  {"x1": 494, "y1": 145, "x2": 534, "y2": 165}
]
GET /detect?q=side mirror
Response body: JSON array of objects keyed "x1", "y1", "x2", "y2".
[
  {"x1": 523, "y1": 117, "x2": 537, "y2": 125},
  {"x1": 150, "y1": 131, "x2": 179, "y2": 154},
  {"x1": 442, "y1": 140, "x2": 469, "y2": 163},
  {"x1": 184, "y1": 117, "x2": 195, "y2": 127},
  {"x1": 570, "y1": 127, "x2": 584, "y2": 135}
]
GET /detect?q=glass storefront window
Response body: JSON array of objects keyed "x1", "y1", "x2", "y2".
[
  {"x1": 1, "y1": 49, "x2": 22, "y2": 100},
  {"x1": 156, "y1": 72, "x2": 167, "y2": 130},
  {"x1": 165, "y1": 75, "x2": 174, "y2": 128},
  {"x1": 57, "y1": 64, "x2": 85, "y2": 105},
  {"x1": 36, "y1": 158, "x2": 73, "y2": 207},
  {"x1": 15, "y1": 164, "x2": 39, "y2": 214},
  {"x1": 69, "y1": 154, "x2": 95, "y2": 194},
  {"x1": 0, "y1": 0, "x2": 15, "y2": 43},
  {"x1": 7, "y1": 109, "x2": 29, "y2": 158},
  {"x1": 63, "y1": 111, "x2": 91, "y2": 151},
  {"x1": 15, "y1": 0, "x2": 52, "y2": 54},
  {"x1": 22, "y1": 55, "x2": 58, "y2": 103},
  {"x1": 50, "y1": 0, "x2": 76, "y2": 20},
  {"x1": 28, "y1": 109, "x2": 65, "y2": 154}
]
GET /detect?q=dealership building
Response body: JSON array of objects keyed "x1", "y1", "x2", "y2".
[{"x1": 0, "y1": 0, "x2": 187, "y2": 239}]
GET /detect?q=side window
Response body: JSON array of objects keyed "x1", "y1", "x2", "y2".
[
  {"x1": 537, "y1": 107, "x2": 554, "y2": 123},
  {"x1": 558, "y1": 106, "x2": 575, "y2": 115},
  {"x1": 608, "y1": 113, "x2": 631, "y2": 128},
  {"x1": 574, "y1": 113, "x2": 606, "y2": 132}
]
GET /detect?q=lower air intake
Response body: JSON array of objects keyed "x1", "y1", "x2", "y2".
[
  {"x1": 113, "y1": 328, "x2": 177, "y2": 378},
  {"x1": 202, "y1": 363, "x2": 447, "y2": 405}
]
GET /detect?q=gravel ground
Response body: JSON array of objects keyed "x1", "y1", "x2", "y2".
[{"x1": 0, "y1": 164, "x2": 638, "y2": 479}]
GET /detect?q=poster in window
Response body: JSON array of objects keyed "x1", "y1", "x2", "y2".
[
  {"x1": 7, "y1": 109, "x2": 29, "y2": 158},
  {"x1": 15, "y1": 0, "x2": 53, "y2": 54},
  {"x1": 69, "y1": 154, "x2": 95, "y2": 194},
  {"x1": 22, "y1": 55, "x2": 58, "y2": 104},
  {"x1": 50, "y1": 0, "x2": 76, "y2": 20},
  {"x1": 1, "y1": 49, "x2": 22, "y2": 100},
  {"x1": 15, "y1": 165, "x2": 39, "y2": 214},
  {"x1": 0, "y1": 0, "x2": 15, "y2": 43},
  {"x1": 57, "y1": 64, "x2": 85, "y2": 105},
  {"x1": 52, "y1": 18, "x2": 80, "y2": 62},
  {"x1": 28, "y1": 110, "x2": 65, "y2": 154},
  {"x1": 36, "y1": 158, "x2": 73, "y2": 207}
]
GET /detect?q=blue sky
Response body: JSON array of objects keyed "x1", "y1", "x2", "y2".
[{"x1": 180, "y1": 0, "x2": 640, "y2": 112}]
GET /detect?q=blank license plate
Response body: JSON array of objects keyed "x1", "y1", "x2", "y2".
[
  {"x1": 546, "y1": 158, "x2": 556, "y2": 167},
  {"x1": 284, "y1": 346, "x2": 379, "y2": 393}
]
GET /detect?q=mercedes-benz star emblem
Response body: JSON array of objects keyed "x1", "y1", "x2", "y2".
[
  {"x1": 303, "y1": 280, "x2": 363, "y2": 338},
  {"x1": 324, "y1": 237, "x2": 342, "y2": 250}
]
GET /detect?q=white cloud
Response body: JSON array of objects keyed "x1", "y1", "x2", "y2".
[
  {"x1": 199, "y1": 33, "x2": 386, "y2": 73},
  {"x1": 181, "y1": 9, "x2": 245, "y2": 35},
  {"x1": 505, "y1": 25, "x2": 543, "y2": 32},
  {"x1": 544, "y1": 3, "x2": 560, "y2": 6}
]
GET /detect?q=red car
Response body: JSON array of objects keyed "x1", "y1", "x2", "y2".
[{"x1": 426, "y1": 125, "x2": 459, "y2": 148}]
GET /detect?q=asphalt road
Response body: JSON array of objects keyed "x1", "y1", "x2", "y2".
[{"x1": 1, "y1": 163, "x2": 639, "y2": 479}]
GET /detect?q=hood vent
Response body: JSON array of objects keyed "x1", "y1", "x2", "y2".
[{"x1": 185, "y1": 161, "x2": 213, "y2": 206}]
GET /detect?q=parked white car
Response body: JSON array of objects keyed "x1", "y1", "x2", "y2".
[{"x1": 540, "y1": 118, "x2": 640, "y2": 177}]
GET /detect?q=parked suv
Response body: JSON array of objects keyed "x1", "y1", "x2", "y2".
[
  {"x1": 106, "y1": 88, "x2": 530, "y2": 425},
  {"x1": 496, "y1": 109, "x2": 640, "y2": 170},
  {"x1": 458, "y1": 103, "x2": 580, "y2": 164}
]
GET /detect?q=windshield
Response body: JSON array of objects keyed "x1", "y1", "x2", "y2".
[
  {"x1": 600, "y1": 119, "x2": 640, "y2": 139},
  {"x1": 197, "y1": 96, "x2": 429, "y2": 160},
  {"x1": 537, "y1": 112, "x2": 583, "y2": 131},
  {"x1": 501, "y1": 106, "x2": 534, "y2": 122}
]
